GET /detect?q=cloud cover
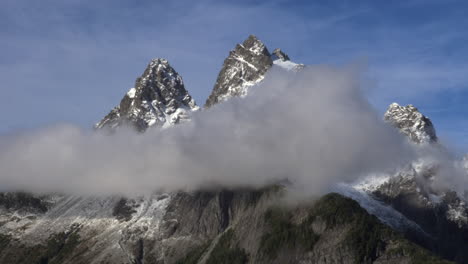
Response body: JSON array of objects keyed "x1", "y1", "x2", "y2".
[{"x1": 0, "y1": 65, "x2": 416, "y2": 195}]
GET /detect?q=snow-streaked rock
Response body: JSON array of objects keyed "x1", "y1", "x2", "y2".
[
  {"x1": 271, "y1": 48, "x2": 304, "y2": 71},
  {"x1": 204, "y1": 35, "x2": 304, "y2": 108},
  {"x1": 96, "y1": 58, "x2": 199, "y2": 132},
  {"x1": 273, "y1": 59, "x2": 305, "y2": 71},
  {"x1": 377, "y1": 104, "x2": 468, "y2": 228},
  {"x1": 384, "y1": 103, "x2": 437, "y2": 144},
  {"x1": 204, "y1": 35, "x2": 273, "y2": 108},
  {"x1": 352, "y1": 173, "x2": 392, "y2": 193}
]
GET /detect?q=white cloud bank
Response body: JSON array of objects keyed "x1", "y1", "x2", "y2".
[{"x1": 0, "y1": 65, "x2": 416, "y2": 195}]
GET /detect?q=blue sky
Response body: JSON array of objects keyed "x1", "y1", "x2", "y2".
[{"x1": 1, "y1": 0, "x2": 467, "y2": 152}]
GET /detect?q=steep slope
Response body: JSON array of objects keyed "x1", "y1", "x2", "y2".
[
  {"x1": 96, "y1": 58, "x2": 199, "y2": 132},
  {"x1": 271, "y1": 48, "x2": 305, "y2": 71},
  {"x1": 384, "y1": 103, "x2": 437, "y2": 144},
  {"x1": 204, "y1": 35, "x2": 303, "y2": 108},
  {"x1": 0, "y1": 189, "x2": 452, "y2": 264},
  {"x1": 204, "y1": 35, "x2": 273, "y2": 108},
  {"x1": 358, "y1": 103, "x2": 468, "y2": 263}
]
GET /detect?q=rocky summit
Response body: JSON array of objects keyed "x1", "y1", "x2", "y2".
[
  {"x1": 204, "y1": 35, "x2": 304, "y2": 108},
  {"x1": 384, "y1": 103, "x2": 437, "y2": 144},
  {"x1": 96, "y1": 58, "x2": 199, "y2": 132},
  {"x1": 204, "y1": 35, "x2": 273, "y2": 108}
]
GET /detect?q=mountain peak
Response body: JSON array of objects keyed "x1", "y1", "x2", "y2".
[
  {"x1": 96, "y1": 58, "x2": 198, "y2": 131},
  {"x1": 204, "y1": 35, "x2": 273, "y2": 108},
  {"x1": 384, "y1": 102, "x2": 437, "y2": 144},
  {"x1": 271, "y1": 48, "x2": 290, "y2": 61},
  {"x1": 241, "y1": 35, "x2": 269, "y2": 56}
]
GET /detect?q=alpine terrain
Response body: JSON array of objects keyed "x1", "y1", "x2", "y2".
[
  {"x1": 0, "y1": 35, "x2": 466, "y2": 264},
  {"x1": 96, "y1": 58, "x2": 199, "y2": 132}
]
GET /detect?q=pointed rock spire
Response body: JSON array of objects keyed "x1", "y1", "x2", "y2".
[
  {"x1": 96, "y1": 58, "x2": 198, "y2": 131},
  {"x1": 204, "y1": 35, "x2": 273, "y2": 108}
]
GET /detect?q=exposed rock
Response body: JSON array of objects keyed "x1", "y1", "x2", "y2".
[
  {"x1": 96, "y1": 58, "x2": 199, "y2": 132},
  {"x1": 0, "y1": 191, "x2": 452, "y2": 264},
  {"x1": 384, "y1": 103, "x2": 437, "y2": 144},
  {"x1": 204, "y1": 35, "x2": 273, "y2": 108},
  {"x1": 0, "y1": 192, "x2": 50, "y2": 214},
  {"x1": 369, "y1": 104, "x2": 468, "y2": 262}
]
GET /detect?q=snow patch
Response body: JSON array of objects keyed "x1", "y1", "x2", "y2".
[
  {"x1": 248, "y1": 40, "x2": 266, "y2": 55},
  {"x1": 126, "y1": 88, "x2": 136, "y2": 98},
  {"x1": 273, "y1": 59, "x2": 304, "y2": 71},
  {"x1": 352, "y1": 173, "x2": 391, "y2": 192}
]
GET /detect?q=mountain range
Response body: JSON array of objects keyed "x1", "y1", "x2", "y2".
[{"x1": 0, "y1": 35, "x2": 466, "y2": 264}]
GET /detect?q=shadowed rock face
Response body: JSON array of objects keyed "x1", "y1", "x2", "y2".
[
  {"x1": 0, "y1": 190, "x2": 452, "y2": 264},
  {"x1": 0, "y1": 192, "x2": 50, "y2": 213},
  {"x1": 204, "y1": 35, "x2": 273, "y2": 108},
  {"x1": 96, "y1": 58, "x2": 198, "y2": 132},
  {"x1": 373, "y1": 174, "x2": 468, "y2": 263}
]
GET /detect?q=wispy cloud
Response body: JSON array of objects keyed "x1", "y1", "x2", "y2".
[{"x1": 0, "y1": 66, "x2": 416, "y2": 195}]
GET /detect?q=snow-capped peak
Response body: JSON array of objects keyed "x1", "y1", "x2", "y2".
[
  {"x1": 204, "y1": 35, "x2": 306, "y2": 108},
  {"x1": 204, "y1": 35, "x2": 273, "y2": 108},
  {"x1": 245, "y1": 35, "x2": 268, "y2": 55},
  {"x1": 96, "y1": 58, "x2": 198, "y2": 131},
  {"x1": 384, "y1": 102, "x2": 437, "y2": 144}
]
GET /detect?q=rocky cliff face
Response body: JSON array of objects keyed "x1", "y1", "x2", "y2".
[{"x1": 96, "y1": 58, "x2": 199, "y2": 132}]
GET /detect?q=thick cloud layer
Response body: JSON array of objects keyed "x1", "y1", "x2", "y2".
[{"x1": 0, "y1": 65, "x2": 416, "y2": 195}]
